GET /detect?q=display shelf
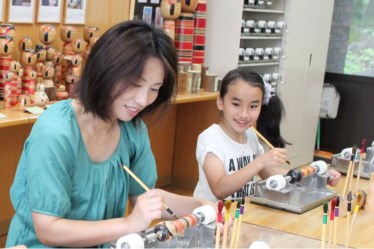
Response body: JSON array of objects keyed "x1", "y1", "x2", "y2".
[
  {"x1": 240, "y1": 34, "x2": 282, "y2": 40},
  {"x1": 0, "y1": 91, "x2": 219, "y2": 128},
  {"x1": 243, "y1": 7, "x2": 284, "y2": 14},
  {"x1": 238, "y1": 61, "x2": 280, "y2": 67}
]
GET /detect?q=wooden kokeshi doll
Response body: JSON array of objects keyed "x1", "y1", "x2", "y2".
[
  {"x1": 60, "y1": 25, "x2": 77, "y2": 56},
  {"x1": 0, "y1": 35, "x2": 14, "y2": 100},
  {"x1": 181, "y1": 0, "x2": 198, "y2": 12},
  {"x1": 66, "y1": 54, "x2": 83, "y2": 77},
  {"x1": 39, "y1": 24, "x2": 57, "y2": 46},
  {"x1": 0, "y1": 24, "x2": 16, "y2": 38},
  {"x1": 175, "y1": 12, "x2": 194, "y2": 63},
  {"x1": 20, "y1": 49, "x2": 37, "y2": 95},
  {"x1": 83, "y1": 26, "x2": 99, "y2": 61},
  {"x1": 192, "y1": 0, "x2": 207, "y2": 64},
  {"x1": 33, "y1": 83, "x2": 49, "y2": 107},
  {"x1": 45, "y1": 46, "x2": 56, "y2": 67},
  {"x1": 9, "y1": 60, "x2": 22, "y2": 106},
  {"x1": 161, "y1": 0, "x2": 182, "y2": 40},
  {"x1": 56, "y1": 85, "x2": 68, "y2": 101},
  {"x1": 18, "y1": 36, "x2": 33, "y2": 62},
  {"x1": 52, "y1": 51, "x2": 64, "y2": 87},
  {"x1": 35, "y1": 45, "x2": 47, "y2": 84},
  {"x1": 3, "y1": 71, "x2": 14, "y2": 108},
  {"x1": 42, "y1": 65, "x2": 56, "y2": 101},
  {"x1": 84, "y1": 36, "x2": 99, "y2": 60},
  {"x1": 65, "y1": 73, "x2": 79, "y2": 98},
  {"x1": 60, "y1": 25, "x2": 77, "y2": 85}
]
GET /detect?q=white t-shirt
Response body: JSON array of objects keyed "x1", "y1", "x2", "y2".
[{"x1": 193, "y1": 124, "x2": 264, "y2": 202}]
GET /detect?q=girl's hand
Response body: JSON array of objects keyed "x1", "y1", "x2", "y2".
[
  {"x1": 327, "y1": 169, "x2": 341, "y2": 186},
  {"x1": 258, "y1": 148, "x2": 287, "y2": 168},
  {"x1": 126, "y1": 189, "x2": 163, "y2": 232}
]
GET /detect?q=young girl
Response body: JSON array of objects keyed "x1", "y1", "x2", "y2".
[
  {"x1": 6, "y1": 21, "x2": 212, "y2": 248},
  {"x1": 193, "y1": 68, "x2": 340, "y2": 202}
]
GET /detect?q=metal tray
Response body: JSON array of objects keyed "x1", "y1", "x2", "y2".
[
  {"x1": 330, "y1": 154, "x2": 374, "y2": 179},
  {"x1": 251, "y1": 174, "x2": 337, "y2": 214}
]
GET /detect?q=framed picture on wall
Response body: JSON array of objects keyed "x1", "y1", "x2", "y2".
[
  {"x1": 8, "y1": 0, "x2": 36, "y2": 23},
  {"x1": 64, "y1": 0, "x2": 87, "y2": 25},
  {"x1": 129, "y1": 0, "x2": 162, "y2": 28},
  {"x1": 37, "y1": 0, "x2": 62, "y2": 23},
  {"x1": 0, "y1": 0, "x2": 5, "y2": 22}
]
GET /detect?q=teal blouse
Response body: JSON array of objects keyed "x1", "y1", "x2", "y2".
[{"x1": 6, "y1": 100, "x2": 157, "y2": 248}]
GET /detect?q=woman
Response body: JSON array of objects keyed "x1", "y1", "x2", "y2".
[{"x1": 6, "y1": 20, "x2": 211, "y2": 248}]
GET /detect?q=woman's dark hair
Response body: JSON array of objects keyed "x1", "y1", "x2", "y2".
[
  {"x1": 75, "y1": 20, "x2": 178, "y2": 123},
  {"x1": 220, "y1": 68, "x2": 289, "y2": 148}
]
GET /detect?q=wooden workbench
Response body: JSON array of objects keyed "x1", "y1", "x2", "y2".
[{"x1": 239, "y1": 176, "x2": 373, "y2": 248}]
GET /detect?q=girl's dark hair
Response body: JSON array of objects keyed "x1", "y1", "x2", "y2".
[
  {"x1": 75, "y1": 20, "x2": 177, "y2": 123},
  {"x1": 220, "y1": 68, "x2": 289, "y2": 148}
]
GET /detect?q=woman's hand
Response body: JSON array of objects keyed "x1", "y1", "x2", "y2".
[{"x1": 127, "y1": 189, "x2": 164, "y2": 232}]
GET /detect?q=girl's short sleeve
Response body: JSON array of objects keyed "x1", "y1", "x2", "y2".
[
  {"x1": 196, "y1": 131, "x2": 225, "y2": 168},
  {"x1": 26, "y1": 131, "x2": 74, "y2": 217}
]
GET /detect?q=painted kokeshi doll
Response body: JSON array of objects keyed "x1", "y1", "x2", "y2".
[
  {"x1": 65, "y1": 73, "x2": 79, "y2": 98},
  {"x1": 56, "y1": 85, "x2": 68, "y2": 101},
  {"x1": 21, "y1": 49, "x2": 37, "y2": 95},
  {"x1": 60, "y1": 25, "x2": 77, "y2": 56},
  {"x1": 33, "y1": 83, "x2": 49, "y2": 107},
  {"x1": 39, "y1": 24, "x2": 57, "y2": 46},
  {"x1": 10, "y1": 60, "x2": 22, "y2": 106},
  {"x1": 42, "y1": 65, "x2": 56, "y2": 101},
  {"x1": 175, "y1": 12, "x2": 194, "y2": 63},
  {"x1": 18, "y1": 36, "x2": 33, "y2": 62},
  {"x1": 3, "y1": 71, "x2": 14, "y2": 108},
  {"x1": 192, "y1": 0, "x2": 207, "y2": 64},
  {"x1": 161, "y1": 0, "x2": 182, "y2": 40},
  {"x1": 35, "y1": 45, "x2": 47, "y2": 84},
  {"x1": 161, "y1": 0, "x2": 181, "y2": 19},
  {"x1": 84, "y1": 36, "x2": 99, "y2": 60},
  {"x1": 0, "y1": 24, "x2": 16, "y2": 38},
  {"x1": 0, "y1": 35, "x2": 14, "y2": 100},
  {"x1": 83, "y1": 26, "x2": 99, "y2": 61},
  {"x1": 83, "y1": 26, "x2": 99, "y2": 43},
  {"x1": 45, "y1": 46, "x2": 56, "y2": 67},
  {"x1": 65, "y1": 55, "x2": 83, "y2": 82},
  {"x1": 52, "y1": 51, "x2": 64, "y2": 87},
  {"x1": 181, "y1": 0, "x2": 198, "y2": 12}
]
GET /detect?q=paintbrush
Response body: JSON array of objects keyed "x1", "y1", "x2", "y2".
[
  {"x1": 215, "y1": 200, "x2": 224, "y2": 249},
  {"x1": 345, "y1": 191, "x2": 352, "y2": 246},
  {"x1": 345, "y1": 191, "x2": 364, "y2": 248},
  {"x1": 251, "y1": 126, "x2": 291, "y2": 165},
  {"x1": 122, "y1": 164, "x2": 178, "y2": 219},
  {"x1": 356, "y1": 139, "x2": 366, "y2": 192},
  {"x1": 222, "y1": 200, "x2": 231, "y2": 249},
  {"x1": 321, "y1": 202, "x2": 328, "y2": 249},
  {"x1": 333, "y1": 196, "x2": 340, "y2": 249},
  {"x1": 327, "y1": 197, "x2": 336, "y2": 249},
  {"x1": 229, "y1": 199, "x2": 241, "y2": 249},
  {"x1": 234, "y1": 194, "x2": 246, "y2": 249},
  {"x1": 342, "y1": 146, "x2": 357, "y2": 197}
]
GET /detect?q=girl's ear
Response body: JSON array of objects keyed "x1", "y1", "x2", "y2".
[{"x1": 217, "y1": 97, "x2": 224, "y2": 111}]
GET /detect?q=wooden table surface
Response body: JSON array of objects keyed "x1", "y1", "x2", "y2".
[{"x1": 238, "y1": 176, "x2": 373, "y2": 248}]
